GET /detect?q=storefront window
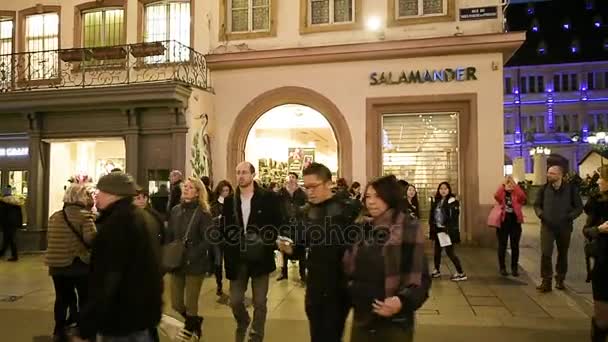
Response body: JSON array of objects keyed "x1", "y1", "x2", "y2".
[
  {"x1": 382, "y1": 112, "x2": 459, "y2": 220},
  {"x1": 9, "y1": 170, "x2": 28, "y2": 196},
  {"x1": 245, "y1": 104, "x2": 338, "y2": 187}
]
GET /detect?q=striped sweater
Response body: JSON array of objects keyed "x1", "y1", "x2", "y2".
[{"x1": 46, "y1": 205, "x2": 97, "y2": 268}]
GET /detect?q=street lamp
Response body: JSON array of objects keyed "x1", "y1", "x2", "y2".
[{"x1": 529, "y1": 146, "x2": 551, "y2": 156}]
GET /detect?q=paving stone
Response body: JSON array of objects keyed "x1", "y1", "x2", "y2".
[{"x1": 468, "y1": 296, "x2": 504, "y2": 307}]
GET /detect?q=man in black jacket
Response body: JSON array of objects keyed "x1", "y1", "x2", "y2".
[
  {"x1": 167, "y1": 170, "x2": 183, "y2": 218},
  {"x1": 0, "y1": 186, "x2": 22, "y2": 261},
  {"x1": 278, "y1": 163, "x2": 360, "y2": 342},
  {"x1": 277, "y1": 172, "x2": 307, "y2": 282},
  {"x1": 222, "y1": 161, "x2": 282, "y2": 342},
  {"x1": 534, "y1": 165, "x2": 583, "y2": 292},
  {"x1": 75, "y1": 172, "x2": 163, "y2": 342}
]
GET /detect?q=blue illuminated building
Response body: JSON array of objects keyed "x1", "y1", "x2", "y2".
[{"x1": 504, "y1": 0, "x2": 608, "y2": 173}]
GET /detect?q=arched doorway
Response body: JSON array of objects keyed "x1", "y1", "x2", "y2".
[
  {"x1": 245, "y1": 104, "x2": 338, "y2": 185},
  {"x1": 227, "y1": 86, "x2": 353, "y2": 182}
]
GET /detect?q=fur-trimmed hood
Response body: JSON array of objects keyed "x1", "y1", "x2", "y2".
[{"x1": 1, "y1": 195, "x2": 23, "y2": 207}]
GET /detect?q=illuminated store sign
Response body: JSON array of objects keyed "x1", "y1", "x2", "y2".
[
  {"x1": 0, "y1": 148, "x2": 29, "y2": 157},
  {"x1": 370, "y1": 67, "x2": 477, "y2": 86}
]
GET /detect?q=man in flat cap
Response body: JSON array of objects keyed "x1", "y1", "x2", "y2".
[{"x1": 75, "y1": 172, "x2": 163, "y2": 342}]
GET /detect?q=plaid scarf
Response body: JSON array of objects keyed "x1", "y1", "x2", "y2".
[{"x1": 344, "y1": 209, "x2": 424, "y2": 298}]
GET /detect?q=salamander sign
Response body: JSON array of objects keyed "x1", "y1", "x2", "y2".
[{"x1": 369, "y1": 67, "x2": 477, "y2": 86}]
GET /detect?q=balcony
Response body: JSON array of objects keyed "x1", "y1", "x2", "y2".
[{"x1": 0, "y1": 41, "x2": 210, "y2": 93}]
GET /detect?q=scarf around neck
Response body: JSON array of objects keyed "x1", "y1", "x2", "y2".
[{"x1": 344, "y1": 208, "x2": 424, "y2": 298}]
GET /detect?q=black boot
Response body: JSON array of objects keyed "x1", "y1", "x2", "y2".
[
  {"x1": 181, "y1": 315, "x2": 197, "y2": 340},
  {"x1": 192, "y1": 316, "x2": 203, "y2": 340},
  {"x1": 592, "y1": 318, "x2": 608, "y2": 342},
  {"x1": 536, "y1": 278, "x2": 552, "y2": 293}
]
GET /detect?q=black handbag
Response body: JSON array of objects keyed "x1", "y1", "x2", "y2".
[
  {"x1": 233, "y1": 193, "x2": 265, "y2": 262},
  {"x1": 162, "y1": 209, "x2": 198, "y2": 272}
]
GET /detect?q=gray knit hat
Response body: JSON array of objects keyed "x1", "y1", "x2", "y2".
[{"x1": 96, "y1": 172, "x2": 137, "y2": 197}]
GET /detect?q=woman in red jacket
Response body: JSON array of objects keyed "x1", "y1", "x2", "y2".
[{"x1": 494, "y1": 176, "x2": 527, "y2": 277}]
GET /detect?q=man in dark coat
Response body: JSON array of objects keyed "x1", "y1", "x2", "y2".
[
  {"x1": 534, "y1": 165, "x2": 583, "y2": 292},
  {"x1": 75, "y1": 172, "x2": 163, "y2": 342},
  {"x1": 278, "y1": 163, "x2": 360, "y2": 342},
  {"x1": 0, "y1": 186, "x2": 22, "y2": 261},
  {"x1": 167, "y1": 170, "x2": 183, "y2": 219},
  {"x1": 221, "y1": 162, "x2": 282, "y2": 342},
  {"x1": 277, "y1": 172, "x2": 307, "y2": 282}
]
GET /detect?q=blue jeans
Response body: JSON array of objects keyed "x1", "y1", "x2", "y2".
[{"x1": 97, "y1": 330, "x2": 153, "y2": 342}]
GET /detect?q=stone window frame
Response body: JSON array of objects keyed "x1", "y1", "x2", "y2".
[
  {"x1": 73, "y1": 0, "x2": 127, "y2": 48},
  {"x1": 299, "y1": 0, "x2": 362, "y2": 35},
  {"x1": 137, "y1": 0, "x2": 195, "y2": 48},
  {"x1": 219, "y1": 0, "x2": 278, "y2": 41},
  {"x1": 387, "y1": 0, "x2": 455, "y2": 27},
  {"x1": 17, "y1": 5, "x2": 62, "y2": 86}
]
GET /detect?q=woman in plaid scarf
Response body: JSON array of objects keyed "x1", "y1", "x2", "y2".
[{"x1": 343, "y1": 175, "x2": 430, "y2": 341}]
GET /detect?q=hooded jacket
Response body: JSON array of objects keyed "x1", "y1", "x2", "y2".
[{"x1": 0, "y1": 195, "x2": 23, "y2": 230}]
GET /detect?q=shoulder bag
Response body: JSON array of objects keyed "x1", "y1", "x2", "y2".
[
  {"x1": 62, "y1": 209, "x2": 92, "y2": 265},
  {"x1": 162, "y1": 209, "x2": 199, "y2": 272}
]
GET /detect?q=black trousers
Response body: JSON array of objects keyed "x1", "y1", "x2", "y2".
[
  {"x1": 208, "y1": 249, "x2": 223, "y2": 290},
  {"x1": 305, "y1": 291, "x2": 349, "y2": 342},
  {"x1": 51, "y1": 274, "x2": 89, "y2": 334},
  {"x1": 433, "y1": 238, "x2": 464, "y2": 274},
  {"x1": 496, "y1": 214, "x2": 522, "y2": 271},
  {"x1": 281, "y1": 253, "x2": 306, "y2": 279},
  {"x1": 0, "y1": 227, "x2": 17, "y2": 258}
]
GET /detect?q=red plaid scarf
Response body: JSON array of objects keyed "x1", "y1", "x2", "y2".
[{"x1": 344, "y1": 209, "x2": 424, "y2": 297}]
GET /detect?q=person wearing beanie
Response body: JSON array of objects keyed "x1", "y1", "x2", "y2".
[{"x1": 74, "y1": 172, "x2": 163, "y2": 342}]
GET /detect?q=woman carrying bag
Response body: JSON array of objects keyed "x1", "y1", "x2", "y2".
[
  {"x1": 492, "y1": 176, "x2": 526, "y2": 277},
  {"x1": 46, "y1": 184, "x2": 97, "y2": 342},
  {"x1": 166, "y1": 177, "x2": 216, "y2": 341}
]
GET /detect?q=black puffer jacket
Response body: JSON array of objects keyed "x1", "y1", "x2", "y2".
[
  {"x1": 428, "y1": 195, "x2": 461, "y2": 244},
  {"x1": 79, "y1": 198, "x2": 162, "y2": 340},
  {"x1": 167, "y1": 201, "x2": 216, "y2": 275},
  {"x1": 0, "y1": 196, "x2": 23, "y2": 230}
]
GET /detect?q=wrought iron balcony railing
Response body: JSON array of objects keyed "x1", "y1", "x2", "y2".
[{"x1": 0, "y1": 40, "x2": 209, "y2": 93}]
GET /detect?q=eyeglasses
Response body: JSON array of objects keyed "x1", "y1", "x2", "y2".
[{"x1": 303, "y1": 182, "x2": 324, "y2": 191}]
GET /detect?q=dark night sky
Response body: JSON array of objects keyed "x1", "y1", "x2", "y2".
[{"x1": 506, "y1": 0, "x2": 608, "y2": 66}]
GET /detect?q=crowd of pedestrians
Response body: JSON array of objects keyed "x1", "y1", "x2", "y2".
[{"x1": 6, "y1": 156, "x2": 608, "y2": 341}]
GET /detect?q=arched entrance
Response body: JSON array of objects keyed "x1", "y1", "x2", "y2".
[{"x1": 227, "y1": 86, "x2": 353, "y2": 182}]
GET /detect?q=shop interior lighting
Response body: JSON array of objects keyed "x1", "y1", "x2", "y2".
[{"x1": 365, "y1": 16, "x2": 382, "y2": 32}]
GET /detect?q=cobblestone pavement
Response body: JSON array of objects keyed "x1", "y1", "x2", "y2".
[{"x1": 0, "y1": 242, "x2": 592, "y2": 341}]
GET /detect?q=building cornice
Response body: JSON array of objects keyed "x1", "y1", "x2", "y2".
[
  {"x1": 0, "y1": 82, "x2": 193, "y2": 113},
  {"x1": 206, "y1": 32, "x2": 526, "y2": 70}
]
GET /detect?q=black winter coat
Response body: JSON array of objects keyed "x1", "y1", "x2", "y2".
[
  {"x1": 79, "y1": 198, "x2": 163, "y2": 340},
  {"x1": 221, "y1": 183, "x2": 282, "y2": 280},
  {"x1": 167, "y1": 201, "x2": 216, "y2": 275},
  {"x1": 583, "y1": 193, "x2": 608, "y2": 301},
  {"x1": 428, "y1": 195, "x2": 461, "y2": 244},
  {"x1": 0, "y1": 196, "x2": 23, "y2": 230}
]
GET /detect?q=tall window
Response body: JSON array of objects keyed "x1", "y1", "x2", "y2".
[
  {"x1": 25, "y1": 12, "x2": 59, "y2": 80},
  {"x1": 0, "y1": 17, "x2": 12, "y2": 55},
  {"x1": 309, "y1": 0, "x2": 354, "y2": 25},
  {"x1": 397, "y1": 0, "x2": 446, "y2": 18},
  {"x1": 82, "y1": 8, "x2": 124, "y2": 47},
  {"x1": 229, "y1": 0, "x2": 270, "y2": 33},
  {"x1": 504, "y1": 77, "x2": 512, "y2": 94},
  {"x1": 0, "y1": 17, "x2": 13, "y2": 89},
  {"x1": 144, "y1": 0, "x2": 190, "y2": 62},
  {"x1": 553, "y1": 73, "x2": 578, "y2": 92}
]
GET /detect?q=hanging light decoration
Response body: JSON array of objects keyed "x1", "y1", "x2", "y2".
[
  {"x1": 537, "y1": 40, "x2": 547, "y2": 55},
  {"x1": 562, "y1": 18, "x2": 571, "y2": 30},
  {"x1": 531, "y1": 18, "x2": 540, "y2": 32},
  {"x1": 571, "y1": 39, "x2": 580, "y2": 54},
  {"x1": 593, "y1": 15, "x2": 603, "y2": 28}
]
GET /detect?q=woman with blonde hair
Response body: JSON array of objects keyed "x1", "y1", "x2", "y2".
[
  {"x1": 46, "y1": 184, "x2": 97, "y2": 342},
  {"x1": 493, "y1": 176, "x2": 526, "y2": 277},
  {"x1": 166, "y1": 176, "x2": 216, "y2": 340}
]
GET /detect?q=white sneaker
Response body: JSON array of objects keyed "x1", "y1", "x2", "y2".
[
  {"x1": 431, "y1": 269, "x2": 441, "y2": 278},
  {"x1": 450, "y1": 273, "x2": 468, "y2": 282}
]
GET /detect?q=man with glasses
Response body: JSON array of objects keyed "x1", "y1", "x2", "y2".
[{"x1": 278, "y1": 163, "x2": 360, "y2": 342}]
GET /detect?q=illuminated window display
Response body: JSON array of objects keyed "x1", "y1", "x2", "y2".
[
  {"x1": 245, "y1": 104, "x2": 338, "y2": 185},
  {"x1": 382, "y1": 112, "x2": 459, "y2": 219},
  {"x1": 48, "y1": 139, "x2": 125, "y2": 215}
]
